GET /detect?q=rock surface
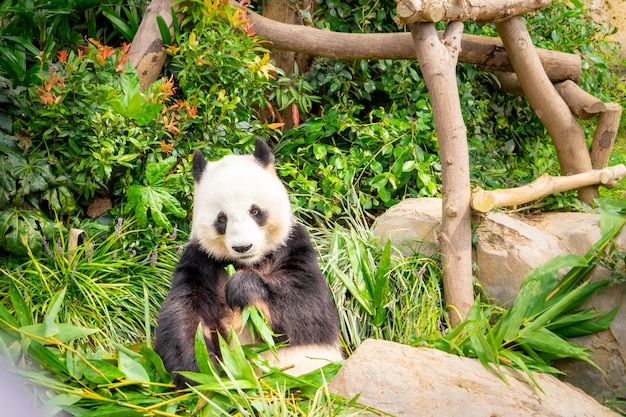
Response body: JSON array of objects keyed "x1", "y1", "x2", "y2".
[
  {"x1": 329, "y1": 339, "x2": 620, "y2": 417},
  {"x1": 372, "y1": 198, "x2": 626, "y2": 402}
]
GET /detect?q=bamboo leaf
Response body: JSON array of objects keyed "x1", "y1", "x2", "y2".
[
  {"x1": 20, "y1": 323, "x2": 99, "y2": 343},
  {"x1": 520, "y1": 328, "x2": 594, "y2": 364},
  {"x1": 193, "y1": 323, "x2": 213, "y2": 375},
  {"x1": 80, "y1": 359, "x2": 126, "y2": 384},
  {"x1": 521, "y1": 280, "x2": 607, "y2": 337},
  {"x1": 218, "y1": 333, "x2": 256, "y2": 384},
  {"x1": 139, "y1": 344, "x2": 171, "y2": 384},
  {"x1": 497, "y1": 254, "x2": 585, "y2": 343},
  {"x1": 9, "y1": 281, "x2": 32, "y2": 327},
  {"x1": 44, "y1": 287, "x2": 67, "y2": 337},
  {"x1": 553, "y1": 306, "x2": 619, "y2": 338},
  {"x1": 118, "y1": 350, "x2": 151, "y2": 382}
]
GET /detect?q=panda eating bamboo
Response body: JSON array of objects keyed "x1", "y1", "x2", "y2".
[{"x1": 154, "y1": 138, "x2": 342, "y2": 388}]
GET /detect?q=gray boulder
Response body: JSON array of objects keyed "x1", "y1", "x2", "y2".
[
  {"x1": 329, "y1": 339, "x2": 619, "y2": 417},
  {"x1": 372, "y1": 198, "x2": 626, "y2": 402}
]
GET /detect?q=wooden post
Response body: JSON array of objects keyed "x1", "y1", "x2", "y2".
[
  {"x1": 495, "y1": 16, "x2": 597, "y2": 203},
  {"x1": 409, "y1": 21, "x2": 473, "y2": 326},
  {"x1": 590, "y1": 103, "x2": 623, "y2": 170},
  {"x1": 128, "y1": 0, "x2": 179, "y2": 91}
]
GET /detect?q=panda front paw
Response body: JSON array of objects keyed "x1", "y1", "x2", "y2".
[{"x1": 225, "y1": 270, "x2": 269, "y2": 310}]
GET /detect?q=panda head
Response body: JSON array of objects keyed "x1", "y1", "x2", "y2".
[{"x1": 190, "y1": 138, "x2": 293, "y2": 266}]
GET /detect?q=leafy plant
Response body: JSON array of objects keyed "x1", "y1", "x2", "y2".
[
  {"x1": 0, "y1": 218, "x2": 178, "y2": 348},
  {"x1": 165, "y1": 0, "x2": 276, "y2": 147},
  {"x1": 125, "y1": 156, "x2": 187, "y2": 232},
  {"x1": 0, "y1": 0, "x2": 147, "y2": 86},
  {"x1": 418, "y1": 201, "x2": 626, "y2": 388},
  {"x1": 313, "y1": 203, "x2": 444, "y2": 352},
  {"x1": 0, "y1": 288, "x2": 371, "y2": 416}
]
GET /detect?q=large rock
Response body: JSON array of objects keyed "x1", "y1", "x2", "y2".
[
  {"x1": 372, "y1": 198, "x2": 626, "y2": 402},
  {"x1": 329, "y1": 339, "x2": 619, "y2": 417}
]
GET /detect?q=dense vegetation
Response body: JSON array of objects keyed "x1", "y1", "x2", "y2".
[{"x1": 0, "y1": 0, "x2": 625, "y2": 414}]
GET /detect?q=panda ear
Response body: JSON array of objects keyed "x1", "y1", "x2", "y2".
[
  {"x1": 192, "y1": 150, "x2": 208, "y2": 183},
  {"x1": 253, "y1": 137, "x2": 275, "y2": 168}
]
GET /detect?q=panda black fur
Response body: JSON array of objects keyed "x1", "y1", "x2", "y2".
[{"x1": 154, "y1": 138, "x2": 342, "y2": 388}]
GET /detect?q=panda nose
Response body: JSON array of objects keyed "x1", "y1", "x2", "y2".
[{"x1": 232, "y1": 244, "x2": 252, "y2": 253}]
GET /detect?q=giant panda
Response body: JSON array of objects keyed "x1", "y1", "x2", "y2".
[{"x1": 154, "y1": 137, "x2": 342, "y2": 388}]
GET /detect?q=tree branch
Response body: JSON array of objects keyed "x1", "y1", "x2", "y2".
[
  {"x1": 396, "y1": 0, "x2": 552, "y2": 26},
  {"x1": 242, "y1": 4, "x2": 580, "y2": 83},
  {"x1": 471, "y1": 165, "x2": 626, "y2": 212}
]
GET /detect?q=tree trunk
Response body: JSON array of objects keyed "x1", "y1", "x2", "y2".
[
  {"x1": 495, "y1": 16, "x2": 597, "y2": 203},
  {"x1": 409, "y1": 21, "x2": 473, "y2": 326},
  {"x1": 128, "y1": 0, "x2": 179, "y2": 91},
  {"x1": 260, "y1": 0, "x2": 314, "y2": 129}
]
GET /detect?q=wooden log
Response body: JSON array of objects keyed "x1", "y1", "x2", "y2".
[
  {"x1": 471, "y1": 164, "x2": 626, "y2": 213},
  {"x1": 396, "y1": 0, "x2": 552, "y2": 26},
  {"x1": 497, "y1": 75, "x2": 609, "y2": 120},
  {"x1": 409, "y1": 21, "x2": 473, "y2": 326},
  {"x1": 590, "y1": 102, "x2": 623, "y2": 170},
  {"x1": 128, "y1": 0, "x2": 179, "y2": 91},
  {"x1": 555, "y1": 80, "x2": 607, "y2": 120},
  {"x1": 495, "y1": 16, "x2": 597, "y2": 204},
  {"x1": 243, "y1": 5, "x2": 581, "y2": 83}
]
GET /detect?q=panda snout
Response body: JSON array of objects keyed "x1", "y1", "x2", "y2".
[{"x1": 232, "y1": 244, "x2": 253, "y2": 254}]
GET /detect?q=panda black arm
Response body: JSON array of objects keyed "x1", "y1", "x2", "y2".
[
  {"x1": 224, "y1": 270, "x2": 269, "y2": 310},
  {"x1": 225, "y1": 221, "x2": 340, "y2": 346}
]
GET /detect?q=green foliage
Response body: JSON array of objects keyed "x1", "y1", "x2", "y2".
[
  {"x1": 0, "y1": 288, "x2": 370, "y2": 416},
  {"x1": 165, "y1": 0, "x2": 275, "y2": 147},
  {"x1": 0, "y1": 0, "x2": 147, "y2": 86},
  {"x1": 277, "y1": 0, "x2": 625, "y2": 214},
  {"x1": 125, "y1": 157, "x2": 187, "y2": 232},
  {"x1": 0, "y1": 219, "x2": 179, "y2": 348},
  {"x1": 313, "y1": 205, "x2": 445, "y2": 351},
  {"x1": 278, "y1": 105, "x2": 440, "y2": 218},
  {"x1": 418, "y1": 204, "x2": 625, "y2": 388}
]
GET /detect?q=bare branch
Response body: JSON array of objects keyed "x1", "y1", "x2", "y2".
[
  {"x1": 471, "y1": 165, "x2": 626, "y2": 213},
  {"x1": 395, "y1": 0, "x2": 552, "y2": 26}
]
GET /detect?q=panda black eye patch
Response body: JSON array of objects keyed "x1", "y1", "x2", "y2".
[
  {"x1": 249, "y1": 204, "x2": 267, "y2": 226},
  {"x1": 214, "y1": 212, "x2": 227, "y2": 234}
]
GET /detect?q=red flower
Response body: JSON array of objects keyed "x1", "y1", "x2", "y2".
[{"x1": 57, "y1": 50, "x2": 68, "y2": 63}]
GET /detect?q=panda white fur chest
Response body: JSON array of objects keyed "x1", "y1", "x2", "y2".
[{"x1": 154, "y1": 138, "x2": 342, "y2": 388}]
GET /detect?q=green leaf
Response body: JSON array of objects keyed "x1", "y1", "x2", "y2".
[
  {"x1": 118, "y1": 350, "x2": 151, "y2": 382},
  {"x1": 102, "y1": 7, "x2": 135, "y2": 41},
  {"x1": 242, "y1": 306, "x2": 275, "y2": 349},
  {"x1": 20, "y1": 323, "x2": 99, "y2": 343},
  {"x1": 27, "y1": 342, "x2": 69, "y2": 378},
  {"x1": 372, "y1": 240, "x2": 391, "y2": 326},
  {"x1": 520, "y1": 328, "x2": 596, "y2": 367},
  {"x1": 218, "y1": 333, "x2": 257, "y2": 384},
  {"x1": 497, "y1": 254, "x2": 585, "y2": 343},
  {"x1": 193, "y1": 323, "x2": 214, "y2": 375},
  {"x1": 0, "y1": 209, "x2": 47, "y2": 256},
  {"x1": 145, "y1": 157, "x2": 177, "y2": 186},
  {"x1": 156, "y1": 14, "x2": 173, "y2": 46},
  {"x1": 552, "y1": 306, "x2": 619, "y2": 338},
  {"x1": 81, "y1": 359, "x2": 126, "y2": 384},
  {"x1": 44, "y1": 288, "x2": 67, "y2": 337},
  {"x1": 9, "y1": 281, "x2": 32, "y2": 327},
  {"x1": 140, "y1": 344, "x2": 171, "y2": 384}
]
